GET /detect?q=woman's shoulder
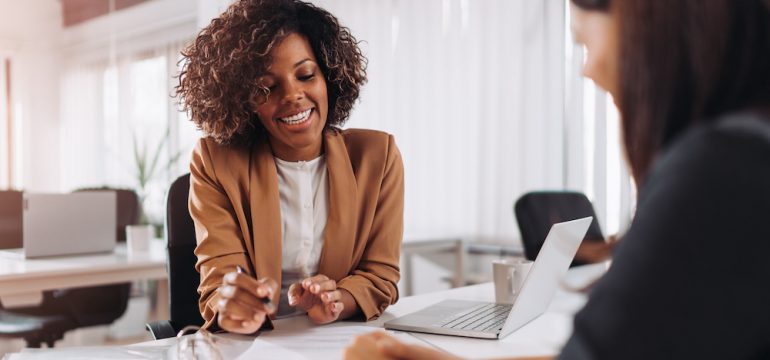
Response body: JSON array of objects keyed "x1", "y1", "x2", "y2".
[
  {"x1": 643, "y1": 111, "x2": 770, "y2": 203},
  {"x1": 334, "y1": 128, "x2": 398, "y2": 155},
  {"x1": 191, "y1": 137, "x2": 253, "y2": 173},
  {"x1": 194, "y1": 137, "x2": 252, "y2": 158},
  {"x1": 687, "y1": 110, "x2": 770, "y2": 146},
  {"x1": 658, "y1": 111, "x2": 770, "y2": 174},
  {"x1": 337, "y1": 128, "x2": 394, "y2": 144},
  {"x1": 327, "y1": 128, "x2": 401, "y2": 172}
]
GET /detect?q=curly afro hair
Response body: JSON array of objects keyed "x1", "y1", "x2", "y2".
[{"x1": 177, "y1": 0, "x2": 367, "y2": 146}]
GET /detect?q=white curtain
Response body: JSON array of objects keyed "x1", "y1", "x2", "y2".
[
  {"x1": 0, "y1": 55, "x2": 8, "y2": 189},
  {"x1": 313, "y1": 0, "x2": 567, "y2": 242},
  {"x1": 563, "y1": 4, "x2": 634, "y2": 236},
  {"x1": 59, "y1": 41, "x2": 191, "y2": 225},
  {"x1": 57, "y1": 0, "x2": 635, "y2": 242}
]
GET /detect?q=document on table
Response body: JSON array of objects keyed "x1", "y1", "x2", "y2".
[{"x1": 229, "y1": 325, "x2": 429, "y2": 360}]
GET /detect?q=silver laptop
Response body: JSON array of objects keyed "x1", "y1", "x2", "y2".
[
  {"x1": 385, "y1": 217, "x2": 592, "y2": 339},
  {"x1": 0, "y1": 192, "x2": 117, "y2": 258}
]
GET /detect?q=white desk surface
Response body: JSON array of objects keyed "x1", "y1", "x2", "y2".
[
  {"x1": 2, "y1": 261, "x2": 605, "y2": 360},
  {"x1": 131, "y1": 263, "x2": 605, "y2": 360},
  {"x1": 0, "y1": 239, "x2": 167, "y2": 307}
]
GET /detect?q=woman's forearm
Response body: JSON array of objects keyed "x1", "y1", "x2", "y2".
[{"x1": 337, "y1": 288, "x2": 361, "y2": 320}]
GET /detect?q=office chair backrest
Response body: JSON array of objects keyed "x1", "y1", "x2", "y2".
[
  {"x1": 0, "y1": 190, "x2": 23, "y2": 249},
  {"x1": 514, "y1": 191, "x2": 605, "y2": 266},
  {"x1": 166, "y1": 173, "x2": 204, "y2": 327}
]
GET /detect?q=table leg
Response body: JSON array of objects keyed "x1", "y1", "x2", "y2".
[
  {"x1": 453, "y1": 240, "x2": 465, "y2": 288},
  {"x1": 402, "y1": 252, "x2": 413, "y2": 297}
]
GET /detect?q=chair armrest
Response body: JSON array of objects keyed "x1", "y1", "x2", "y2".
[{"x1": 145, "y1": 320, "x2": 177, "y2": 340}]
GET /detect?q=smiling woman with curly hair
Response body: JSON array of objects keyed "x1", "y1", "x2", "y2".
[
  {"x1": 180, "y1": 0, "x2": 404, "y2": 335},
  {"x1": 178, "y1": 0, "x2": 366, "y2": 146}
]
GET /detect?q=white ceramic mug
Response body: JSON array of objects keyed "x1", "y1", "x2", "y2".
[
  {"x1": 492, "y1": 258, "x2": 534, "y2": 304},
  {"x1": 126, "y1": 224, "x2": 153, "y2": 255}
]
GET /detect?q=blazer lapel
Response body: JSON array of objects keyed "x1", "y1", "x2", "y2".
[
  {"x1": 248, "y1": 141, "x2": 283, "y2": 306},
  {"x1": 318, "y1": 131, "x2": 358, "y2": 281}
]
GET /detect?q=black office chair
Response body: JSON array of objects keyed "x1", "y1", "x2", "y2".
[
  {"x1": 1, "y1": 190, "x2": 70, "y2": 348},
  {"x1": 53, "y1": 188, "x2": 136, "y2": 328},
  {"x1": 146, "y1": 173, "x2": 205, "y2": 339},
  {"x1": 0, "y1": 310, "x2": 71, "y2": 348},
  {"x1": 514, "y1": 191, "x2": 607, "y2": 267},
  {"x1": 0, "y1": 189, "x2": 136, "y2": 347}
]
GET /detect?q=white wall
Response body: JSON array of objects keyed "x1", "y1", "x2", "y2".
[
  {"x1": 0, "y1": 0, "x2": 62, "y2": 191},
  {"x1": 60, "y1": 0, "x2": 198, "y2": 66},
  {"x1": 0, "y1": 0, "x2": 199, "y2": 192},
  {"x1": 197, "y1": 0, "x2": 234, "y2": 29},
  {"x1": 313, "y1": 0, "x2": 567, "y2": 241}
]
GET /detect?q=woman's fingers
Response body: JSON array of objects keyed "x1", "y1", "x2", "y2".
[
  {"x1": 301, "y1": 274, "x2": 331, "y2": 292},
  {"x1": 292, "y1": 275, "x2": 338, "y2": 306},
  {"x1": 344, "y1": 332, "x2": 396, "y2": 360},
  {"x1": 221, "y1": 271, "x2": 278, "y2": 314},
  {"x1": 224, "y1": 271, "x2": 278, "y2": 299},
  {"x1": 217, "y1": 296, "x2": 268, "y2": 321},
  {"x1": 310, "y1": 279, "x2": 338, "y2": 294},
  {"x1": 218, "y1": 311, "x2": 264, "y2": 334},
  {"x1": 218, "y1": 285, "x2": 268, "y2": 310},
  {"x1": 291, "y1": 273, "x2": 344, "y2": 323},
  {"x1": 288, "y1": 282, "x2": 306, "y2": 306},
  {"x1": 345, "y1": 332, "x2": 407, "y2": 360},
  {"x1": 346, "y1": 332, "x2": 460, "y2": 360},
  {"x1": 326, "y1": 300, "x2": 344, "y2": 314},
  {"x1": 320, "y1": 289, "x2": 341, "y2": 303},
  {"x1": 255, "y1": 276, "x2": 279, "y2": 298}
]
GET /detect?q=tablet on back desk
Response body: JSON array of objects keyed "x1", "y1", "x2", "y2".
[{"x1": 0, "y1": 192, "x2": 117, "y2": 258}]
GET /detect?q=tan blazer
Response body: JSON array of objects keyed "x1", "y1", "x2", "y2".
[{"x1": 189, "y1": 129, "x2": 403, "y2": 329}]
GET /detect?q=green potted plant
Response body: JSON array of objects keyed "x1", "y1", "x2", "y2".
[{"x1": 132, "y1": 129, "x2": 183, "y2": 237}]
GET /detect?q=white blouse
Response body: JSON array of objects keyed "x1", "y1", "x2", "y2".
[{"x1": 274, "y1": 155, "x2": 329, "y2": 317}]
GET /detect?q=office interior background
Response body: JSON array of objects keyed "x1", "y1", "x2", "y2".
[{"x1": 0, "y1": 0, "x2": 633, "y2": 352}]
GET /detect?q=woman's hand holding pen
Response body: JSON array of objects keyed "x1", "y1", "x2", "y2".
[
  {"x1": 288, "y1": 274, "x2": 348, "y2": 324},
  {"x1": 216, "y1": 268, "x2": 278, "y2": 334}
]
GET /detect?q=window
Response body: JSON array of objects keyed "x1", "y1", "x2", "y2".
[
  {"x1": 564, "y1": 2, "x2": 634, "y2": 236},
  {"x1": 59, "y1": 42, "x2": 197, "y2": 226},
  {"x1": 0, "y1": 56, "x2": 15, "y2": 190},
  {"x1": 0, "y1": 56, "x2": 8, "y2": 188}
]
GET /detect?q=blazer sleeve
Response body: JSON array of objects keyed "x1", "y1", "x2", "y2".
[
  {"x1": 189, "y1": 140, "x2": 251, "y2": 329},
  {"x1": 337, "y1": 135, "x2": 404, "y2": 320}
]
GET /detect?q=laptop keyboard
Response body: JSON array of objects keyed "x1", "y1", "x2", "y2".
[{"x1": 433, "y1": 303, "x2": 512, "y2": 332}]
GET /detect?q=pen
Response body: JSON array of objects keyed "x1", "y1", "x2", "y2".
[{"x1": 236, "y1": 265, "x2": 276, "y2": 313}]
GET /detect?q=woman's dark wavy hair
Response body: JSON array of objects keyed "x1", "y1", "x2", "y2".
[
  {"x1": 573, "y1": 0, "x2": 770, "y2": 184},
  {"x1": 177, "y1": 0, "x2": 367, "y2": 146}
]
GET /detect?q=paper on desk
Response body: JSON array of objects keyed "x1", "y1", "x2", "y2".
[
  {"x1": 232, "y1": 325, "x2": 424, "y2": 360},
  {"x1": 1, "y1": 345, "x2": 169, "y2": 360}
]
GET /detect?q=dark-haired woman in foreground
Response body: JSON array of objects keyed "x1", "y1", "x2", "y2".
[
  {"x1": 345, "y1": 0, "x2": 770, "y2": 359},
  {"x1": 178, "y1": 0, "x2": 403, "y2": 334}
]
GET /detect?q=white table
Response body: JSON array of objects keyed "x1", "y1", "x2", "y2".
[
  {"x1": 392, "y1": 264, "x2": 603, "y2": 359},
  {"x1": 0, "y1": 240, "x2": 167, "y2": 307},
  {"x1": 3, "y1": 262, "x2": 606, "y2": 359}
]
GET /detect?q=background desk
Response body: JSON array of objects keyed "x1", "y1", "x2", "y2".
[
  {"x1": 402, "y1": 235, "x2": 525, "y2": 296},
  {"x1": 0, "y1": 240, "x2": 167, "y2": 308},
  {"x1": 401, "y1": 235, "x2": 465, "y2": 296}
]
